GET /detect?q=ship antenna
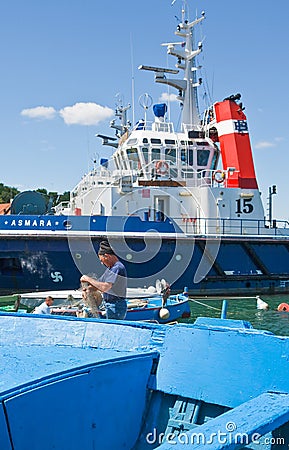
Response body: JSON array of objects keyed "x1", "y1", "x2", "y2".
[
  {"x1": 171, "y1": 0, "x2": 191, "y2": 23},
  {"x1": 139, "y1": 93, "x2": 153, "y2": 124},
  {"x1": 130, "y1": 33, "x2": 135, "y2": 126}
]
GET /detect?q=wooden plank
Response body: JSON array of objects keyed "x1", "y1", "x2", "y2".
[{"x1": 155, "y1": 392, "x2": 289, "y2": 449}]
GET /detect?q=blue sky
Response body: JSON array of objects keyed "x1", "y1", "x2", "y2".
[{"x1": 0, "y1": 0, "x2": 288, "y2": 220}]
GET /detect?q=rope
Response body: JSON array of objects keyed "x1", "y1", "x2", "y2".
[{"x1": 189, "y1": 298, "x2": 222, "y2": 311}]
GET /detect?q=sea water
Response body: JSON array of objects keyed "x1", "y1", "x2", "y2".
[{"x1": 182, "y1": 295, "x2": 289, "y2": 337}]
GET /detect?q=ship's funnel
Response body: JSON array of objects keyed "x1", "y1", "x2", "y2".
[{"x1": 214, "y1": 98, "x2": 258, "y2": 189}]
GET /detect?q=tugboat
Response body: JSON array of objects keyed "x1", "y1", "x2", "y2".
[{"x1": 1, "y1": 3, "x2": 289, "y2": 296}]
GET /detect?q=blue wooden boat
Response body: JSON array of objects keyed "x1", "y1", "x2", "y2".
[
  {"x1": 6, "y1": 287, "x2": 191, "y2": 323},
  {"x1": 125, "y1": 292, "x2": 190, "y2": 323},
  {"x1": 0, "y1": 309, "x2": 289, "y2": 449}
]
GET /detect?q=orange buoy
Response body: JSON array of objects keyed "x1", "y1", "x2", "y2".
[{"x1": 277, "y1": 303, "x2": 289, "y2": 312}]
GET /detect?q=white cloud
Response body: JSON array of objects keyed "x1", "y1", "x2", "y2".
[
  {"x1": 159, "y1": 92, "x2": 178, "y2": 102},
  {"x1": 255, "y1": 141, "x2": 275, "y2": 149},
  {"x1": 21, "y1": 106, "x2": 56, "y2": 120},
  {"x1": 21, "y1": 102, "x2": 114, "y2": 126},
  {"x1": 59, "y1": 102, "x2": 114, "y2": 126}
]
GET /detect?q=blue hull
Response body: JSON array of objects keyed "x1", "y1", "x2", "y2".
[
  {"x1": 1, "y1": 312, "x2": 289, "y2": 449},
  {"x1": 126, "y1": 296, "x2": 190, "y2": 323},
  {"x1": 0, "y1": 216, "x2": 289, "y2": 295},
  {"x1": 1, "y1": 215, "x2": 289, "y2": 296},
  {"x1": 49, "y1": 294, "x2": 191, "y2": 323}
]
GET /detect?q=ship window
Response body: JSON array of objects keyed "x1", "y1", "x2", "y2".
[
  {"x1": 188, "y1": 149, "x2": 194, "y2": 165},
  {"x1": 211, "y1": 150, "x2": 218, "y2": 170},
  {"x1": 151, "y1": 148, "x2": 160, "y2": 162},
  {"x1": 165, "y1": 148, "x2": 176, "y2": 163},
  {"x1": 127, "y1": 138, "x2": 138, "y2": 145},
  {"x1": 181, "y1": 149, "x2": 186, "y2": 163},
  {"x1": 180, "y1": 148, "x2": 194, "y2": 166},
  {"x1": 181, "y1": 140, "x2": 194, "y2": 146},
  {"x1": 197, "y1": 149, "x2": 210, "y2": 166},
  {"x1": 114, "y1": 155, "x2": 120, "y2": 169},
  {"x1": 141, "y1": 147, "x2": 149, "y2": 164},
  {"x1": 120, "y1": 150, "x2": 129, "y2": 169},
  {"x1": 197, "y1": 141, "x2": 210, "y2": 146},
  {"x1": 151, "y1": 138, "x2": 161, "y2": 144},
  {"x1": 165, "y1": 139, "x2": 176, "y2": 145},
  {"x1": 126, "y1": 148, "x2": 139, "y2": 170},
  {"x1": 143, "y1": 138, "x2": 149, "y2": 144}
]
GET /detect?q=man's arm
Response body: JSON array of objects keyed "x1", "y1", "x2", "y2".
[{"x1": 80, "y1": 275, "x2": 112, "y2": 293}]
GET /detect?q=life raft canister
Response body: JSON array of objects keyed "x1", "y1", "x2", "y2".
[
  {"x1": 277, "y1": 303, "x2": 289, "y2": 312},
  {"x1": 156, "y1": 160, "x2": 169, "y2": 176}
]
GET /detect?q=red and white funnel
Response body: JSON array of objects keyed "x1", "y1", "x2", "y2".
[{"x1": 214, "y1": 99, "x2": 258, "y2": 189}]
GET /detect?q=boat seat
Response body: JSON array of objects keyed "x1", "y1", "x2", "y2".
[
  {"x1": 154, "y1": 392, "x2": 289, "y2": 449},
  {"x1": 127, "y1": 299, "x2": 149, "y2": 309}
]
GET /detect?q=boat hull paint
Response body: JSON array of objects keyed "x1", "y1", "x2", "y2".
[
  {"x1": 126, "y1": 298, "x2": 190, "y2": 323},
  {"x1": 1, "y1": 313, "x2": 289, "y2": 448},
  {"x1": 2, "y1": 312, "x2": 289, "y2": 406},
  {"x1": 1, "y1": 229, "x2": 289, "y2": 295}
]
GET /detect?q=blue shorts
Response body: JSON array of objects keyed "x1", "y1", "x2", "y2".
[{"x1": 104, "y1": 299, "x2": 127, "y2": 320}]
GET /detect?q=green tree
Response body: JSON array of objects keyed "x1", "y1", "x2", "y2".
[
  {"x1": 0, "y1": 183, "x2": 70, "y2": 207},
  {"x1": 0, "y1": 183, "x2": 19, "y2": 203}
]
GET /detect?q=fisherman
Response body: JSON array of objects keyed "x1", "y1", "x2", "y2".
[
  {"x1": 80, "y1": 240, "x2": 127, "y2": 320},
  {"x1": 33, "y1": 296, "x2": 54, "y2": 314}
]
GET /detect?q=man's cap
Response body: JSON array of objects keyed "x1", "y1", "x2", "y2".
[{"x1": 98, "y1": 240, "x2": 115, "y2": 255}]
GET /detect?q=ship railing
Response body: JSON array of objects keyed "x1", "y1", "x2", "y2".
[
  {"x1": 172, "y1": 216, "x2": 289, "y2": 236},
  {"x1": 137, "y1": 160, "x2": 213, "y2": 185},
  {"x1": 132, "y1": 120, "x2": 175, "y2": 133},
  {"x1": 181, "y1": 123, "x2": 204, "y2": 134},
  {"x1": 137, "y1": 163, "x2": 238, "y2": 188}
]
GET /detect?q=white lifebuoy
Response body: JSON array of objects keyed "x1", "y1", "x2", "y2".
[
  {"x1": 212, "y1": 170, "x2": 225, "y2": 184},
  {"x1": 156, "y1": 160, "x2": 169, "y2": 176}
]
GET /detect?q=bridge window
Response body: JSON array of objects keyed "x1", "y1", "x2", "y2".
[
  {"x1": 210, "y1": 150, "x2": 219, "y2": 170},
  {"x1": 151, "y1": 148, "x2": 160, "y2": 162},
  {"x1": 181, "y1": 140, "x2": 194, "y2": 146},
  {"x1": 127, "y1": 148, "x2": 139, "y2": 170},
  {"x1": 121, "y1": 149, "x2": 129, "y2": 170},
  {"x1": 141, "y1": 147, "x2": 149, "y2": 164},
  {"x1": 165, "y1": 139, "x2": 176, "y2": 145},
  {"x1": 181, "y1": 148, "x2": 194, "y2": 166},
  {"x1": 165, "y1": 148, "x2": 176, "y2": 163},
  {"x1": 114, "y1": 155, "x2": 120, "y2": 169},
  {"x1": 127, "y1": 138, "x2": 138, "y2": 145},
  {"x1": 197, "y1": 149, "x2": 210, "y2": 166},
  {"x1": 151, "y1": 138, "x2": 162, "y2": 145}
]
